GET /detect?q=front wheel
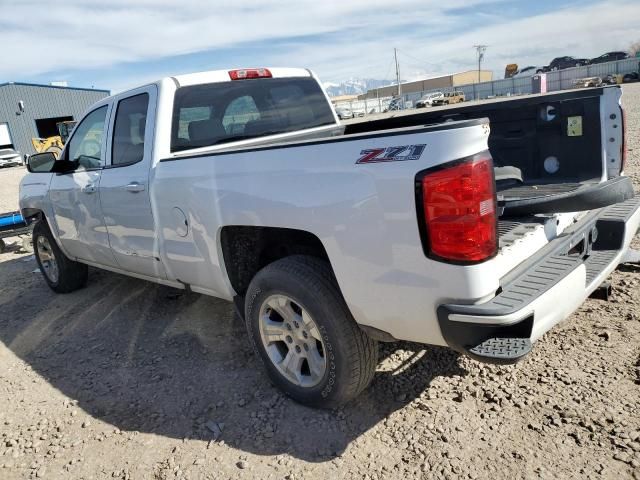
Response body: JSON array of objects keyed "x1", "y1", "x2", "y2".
[
  {"x1": 245, "y1": 256, "x2": 378, "y2": 408},
  {"x1": 33, "y1": 220, "x2": 88, "y2": 293}
]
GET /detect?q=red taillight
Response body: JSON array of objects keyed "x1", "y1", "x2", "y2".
[
  {"x1": 620, "y1": 106, "x2": 627, "y2": 172},
  {"x1": 418, "y1": 152, "x2": 497, "y2": 263},
  {"x1": 228, "y1": 68, "x2": 272, "y2": 80}
]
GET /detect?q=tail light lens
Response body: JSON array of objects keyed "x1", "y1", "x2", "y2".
[
  {"x1": 228, "y1": 68, "x2": 272, "y2": 80},
  {"x1": 417, "y1": 151, "x2": 497, "y2": 263}
]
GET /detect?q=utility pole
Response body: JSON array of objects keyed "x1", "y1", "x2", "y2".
[
  {"x1": 394, "y1": 47, "x2": 402, "y2": 98},
  {"x1": 474, "y1": 45, "x2": 487, "y2": 84}
]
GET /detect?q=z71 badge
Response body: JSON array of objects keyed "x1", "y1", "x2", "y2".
[{"x1": 356, "y1": 144, "x2": 426, "y2": 164}]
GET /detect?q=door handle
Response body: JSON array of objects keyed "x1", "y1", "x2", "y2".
[
  {"x1": 81, "y1": 183, "x2": 97, "y2": 194},
  {"x1": 125, "y1": 182, "x2": 146, "y2": 193}
]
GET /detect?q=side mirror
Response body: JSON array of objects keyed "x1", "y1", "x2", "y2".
[{"x1": 26, "y1": 152, "x2": 57, "y2": 173}]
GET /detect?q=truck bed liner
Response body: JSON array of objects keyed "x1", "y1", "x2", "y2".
[
  {"x1": 498, "y1": 177, "x2": 634, "y2": 216},
  {"x1": 498, "y1": 183, "x2": 582, "y2": 200}
]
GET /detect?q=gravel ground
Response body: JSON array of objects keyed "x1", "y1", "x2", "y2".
[
  {"x1": 0, "y1": 166, "x2": 26, "y2": 213},
  {"x1": 1, "y1": 84, "x2": 639, "y2": 480}
]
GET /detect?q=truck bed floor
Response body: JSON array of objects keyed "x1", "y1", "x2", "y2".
[{"x1": 497, "y1": 183, "x2": 582, "y2": 201}]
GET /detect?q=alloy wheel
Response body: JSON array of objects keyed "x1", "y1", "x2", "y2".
[
  {"x1": 36, "y1": 235, "x2": 59, "y2": 283},
  {"x1": 258, "y1": 295, "x2": 327, "y2": 387}
]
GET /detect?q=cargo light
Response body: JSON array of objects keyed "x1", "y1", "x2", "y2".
[
  {"x1": 416, "y1": 151, "x2": 497, "y2": 264},
  {"x1": 228, "y1": 68, "x2": 272, "y2": 80}
]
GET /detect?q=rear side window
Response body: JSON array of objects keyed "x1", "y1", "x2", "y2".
[
  {"x1": 171, "y1": 77, "x2": 335, "y2": 152},
  {"x1": 112, "y1": 93, "x2": 149, "y2": 166}
]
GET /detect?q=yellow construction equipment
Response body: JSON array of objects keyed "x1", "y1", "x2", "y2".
[
  {"x1": 31, "y1": 120, "x2": 77, "y2": 158},
  {"x1": 504, "y1": 64, "x2": 519, "y2": 79}
]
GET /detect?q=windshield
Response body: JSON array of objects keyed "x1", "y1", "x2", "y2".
[{"x1": 171, "y1": 77, "x2": 336, "y2": 152}]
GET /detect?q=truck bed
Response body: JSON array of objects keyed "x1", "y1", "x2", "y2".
[{"x1": 341, "y1": 87, "x2": 626, "y2": 215}]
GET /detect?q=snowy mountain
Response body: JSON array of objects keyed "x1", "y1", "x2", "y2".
[{"x1": 323, "y1": 78, "x2": 394, "y2": 97}]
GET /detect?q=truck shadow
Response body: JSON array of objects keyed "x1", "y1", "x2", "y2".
[{"x1": 0, "y1": 253, "x2": 467, "y2": 462}]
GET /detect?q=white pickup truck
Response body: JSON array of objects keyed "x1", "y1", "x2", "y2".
[{"x1": 20, "y1": 67, "x2": 640, "y2": 407}]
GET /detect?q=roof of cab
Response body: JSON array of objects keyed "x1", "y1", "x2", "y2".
[{"x1": 172, "y1": 67, "x2": 312, "y2": 87}]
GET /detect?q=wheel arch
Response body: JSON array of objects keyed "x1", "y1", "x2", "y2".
[
  {"x1": 24, "y1": 208, "x2": 71, "y2": 259},
  {"x1": 220, "y1": 226, "x2": 334, "y2": 297},
  {"x1": 21, "y1": 207, "x2": 44, "y2": 222}
]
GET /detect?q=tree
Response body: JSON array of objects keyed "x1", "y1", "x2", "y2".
[{"x1": 630, "y1": 40, "x2": 640, "y2": 57}]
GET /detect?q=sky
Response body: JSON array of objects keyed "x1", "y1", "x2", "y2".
[{"x1": 1, "y1": 0, "x2": 639, "y2": 93}]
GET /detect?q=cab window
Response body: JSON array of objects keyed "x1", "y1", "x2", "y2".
[
  {"x1": 222, "y1": 96, "x2": 260, "y2": 136},
  {"x1": 176, "y1": 106, "x2": 212, "y2": 143},
  {"x1": 67, "y1": 106, "x2": 108, "y2": 170},
  {"x1": 111, "y1": 93, "x2": 149, "y2": 166},
  {"x1": 171, "y1": 77, "x2": 335, "y2": 152}
]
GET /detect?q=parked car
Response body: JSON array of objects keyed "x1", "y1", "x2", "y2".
[
  {"x1": 415, "y1": 92, "x2": 444, "y2": 108},
  {"x1": 0, "y1": 148, "x2": 23, "y2": 167},
  {"x1": 431, "y1": 91, "x2": 465, "y2": 106},
  {"x1": 334, "y1": 106, "x2": 353, "y2": 120},
  {"x1": 623, "y1": 72, "x2": 639, "y2": 83},
  {"x1": 601, "y1": 74, "x2": 620, "y2": 85},
  {"x1": 590, "y1": 51, "x2": 630, "y2": 64},
  {"x1": 512, "y1": 66, "x2": 538, "y2": 78},
  {"x1": 573, "y1": 76, "x2": 603, "y2": 88},
  {"x1": 20, "y1": 68, "x2": 639, "y2": 408},
  {"x1": 537, "y1": 56, "x2": 589, "y2": 73}
]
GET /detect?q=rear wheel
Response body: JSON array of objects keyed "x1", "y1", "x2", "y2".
[
  {"x1": 245, "y1": 256, "x2": 378, "y2": 408},
  {"x1": 33, "y1": 220, "x2": 88, "y2": 293}
]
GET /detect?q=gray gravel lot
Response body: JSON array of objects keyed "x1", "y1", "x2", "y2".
[{"x1": 0, "y1": 84, "x2": 639, "y2": 480}]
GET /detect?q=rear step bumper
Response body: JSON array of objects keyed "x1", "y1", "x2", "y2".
[{"x1": 437, "y1": 193, "x2": 640, "y2": 365}]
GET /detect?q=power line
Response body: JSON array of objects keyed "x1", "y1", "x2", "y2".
[
  {"x1": 395, "y1": 49, "x2": 439, "y2": 71},
  {"x1": 382, "y1": 56, "x2": 396, "y2": 82}
]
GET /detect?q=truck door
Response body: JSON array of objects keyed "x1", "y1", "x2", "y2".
[
  {"x1": 99, "y1": 86, "x2": 166, "y2": 279},
  {"x1": 48, "y1": 105, "x2": 117, "y2": 266}
]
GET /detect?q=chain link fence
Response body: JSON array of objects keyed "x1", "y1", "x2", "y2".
[{"x1": 333, "y1": 57, "x2": 640, "y2": 116}]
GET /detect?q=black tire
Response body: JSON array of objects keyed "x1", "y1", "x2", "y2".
[
  {"x1": 0, "y1": 238, "x2": 5, "y2": 253},
  {"x1": 245, "y1": 255, "x2": 378, "y2": 408},
  {"x1": 33, "y1": 220, "x2": 88, "y2": 293}
]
